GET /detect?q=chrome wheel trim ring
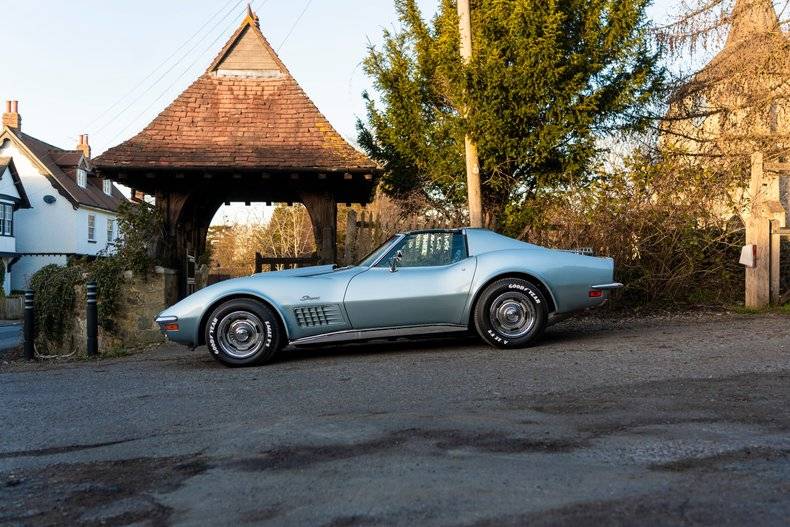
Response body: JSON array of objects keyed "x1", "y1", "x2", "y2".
[
  {"x1": 489, "y1": 292, "x2": 536, "y2": 339},
  {"x1": 216, "y1": 310, "x2": 266, "y2": 359}
]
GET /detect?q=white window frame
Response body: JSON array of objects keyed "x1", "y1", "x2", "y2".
[
  {"x1": 3, "y1": 204, "x2": 12, "y2": 236},
  {"x1": 103, "y1": 179, "x2": 112, "y2": 196},
  {"x1": 88, "y1": 214, "x2": 96, "y2": 242},
  {"x1": 77, "y1": 168, "x2": 88, "y2": 188},
  {"x1": 106, "y1": 218, "x2": 114, "y2": 243}
]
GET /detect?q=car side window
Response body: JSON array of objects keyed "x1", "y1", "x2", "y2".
[{"x1": 376, "y1": 232, "x2": 467, "y2": 268}]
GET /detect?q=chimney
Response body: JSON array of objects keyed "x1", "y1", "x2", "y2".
[
  {"x1": 2, "y1": 100, "x2": 21, "y2": 130},
  {"x1": 76, "y1": 134, "x2": 91, "y2": 159}
]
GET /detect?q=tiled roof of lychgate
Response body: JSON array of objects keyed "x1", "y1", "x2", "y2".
[
  {"x1": 94, "y1": 11, "x2": 378, "y2": 173},
  {"x1": 12, "y1": 130, "x2": 127, "y2": 212}
]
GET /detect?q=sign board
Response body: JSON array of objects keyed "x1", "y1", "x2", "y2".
[{"x1": 739, "y1": 244, "x2": 756, "y2": 268}]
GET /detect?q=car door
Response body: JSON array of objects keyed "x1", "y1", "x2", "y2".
[{"x1": 344, "y1": 231, "x2": 477, "y2": 329}]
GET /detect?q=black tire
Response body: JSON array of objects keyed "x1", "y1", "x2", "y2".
[
  {"x1": 204, "y1": 299, "x2": 283, "y2": 366},
  {"x1": 473, "y1": 278, "x2": 548, "y2": 349}
]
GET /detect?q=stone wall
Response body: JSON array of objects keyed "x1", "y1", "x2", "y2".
[{"x1": 67, "y1": 267, "x2": 179, "y2": 355}]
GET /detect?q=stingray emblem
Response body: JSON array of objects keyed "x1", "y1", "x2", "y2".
[{"x1": 300, "y1": 295, "x2": 320, "y2": 302}]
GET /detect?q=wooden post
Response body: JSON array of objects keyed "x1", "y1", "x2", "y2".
[
  {"x1": 355, "y1": 211, "x2": 365, "y2": 256},
  {"x1": 457, "y1": 0, "x2": 483, "y2": 228},
  {"x1": 745, "y1": 152, "x2": 771, "y2": 308},
  {"x1": 345, "y1": 209, "x2": 357, "y2": 265},
  {"x1": 300, "y1": 190, "x2": 338, "y2": 265},
  {"x1": 770, "y1": 219, "x2": 782, "y2": 305}
]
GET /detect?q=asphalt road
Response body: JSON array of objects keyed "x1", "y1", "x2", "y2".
[{"x1": 1, "y1": 313, "x2": 789, "y2": 526}]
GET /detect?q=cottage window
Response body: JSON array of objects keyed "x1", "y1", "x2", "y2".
[
  {"x1": 88, "y1": 214, "x2": 96, "y2": 241},
  {"x1": 103, "y1": 179, "x2": 112, "y2": 196},
  {"x1": 107, "y1": 219, "x2": 114, "y2": 243},
  {"x1": 3, "y1": 204, "x2": 12, "y2": 236},
  {"x1": 77, "y1": 168, "x2": 88, "y2": 188}
]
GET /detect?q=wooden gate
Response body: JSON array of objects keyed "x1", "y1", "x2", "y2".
[
  {"x1": 342, "y1": 209, "x2": 456, "y2": 265},
  {"x1": 254, "y1": 253, "x2": 319, "y2": 273},
  {"x1": 746, "y1": 152, "x2": 788, "y2": 307},
  {"x1": 771, "y1": 220, "x2": 790, "y2": 305},
  {"x1": 185, "y1": 253, "x2": 196, "y2": 296}
]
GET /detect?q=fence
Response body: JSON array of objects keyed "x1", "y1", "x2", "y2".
[
  {"x1": 746, "y1": 153, "x2": 789, "y2": 307},
  {"x1": 254, "y1": 253, "x2": 319, "y2": 273},
  {"x1": 0, "y1": 296, "x2": 23, "y2": 320},
  {"x1": 342, "y1": 209, "x2": 457, "y2": 265},
  {"x1": 772, "y1": 221, "x2": 790, "y2": 304}
]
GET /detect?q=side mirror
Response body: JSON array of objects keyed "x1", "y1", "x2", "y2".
[{"x1": 389, "y1": 250, "x2": 403, "y2": 273}]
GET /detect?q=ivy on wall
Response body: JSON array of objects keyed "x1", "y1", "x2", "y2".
[
  {"x1": 29, "y1": 264, "x2": 82, "y2": 351},
  {"x1": 29, "y1": 201, "x2": 165, "y2": 351}
]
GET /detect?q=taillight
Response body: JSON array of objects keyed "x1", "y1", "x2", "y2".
[
  {"x1": 589, "y1": 290, "x2": 603, "y2": 298},
  {"x1": 163, "y1": 323, "x2": 179, "y2": 331}
]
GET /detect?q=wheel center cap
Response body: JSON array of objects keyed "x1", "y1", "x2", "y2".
[{"x1": 233, "y1": 325, "x2": 252, "y2": 342}]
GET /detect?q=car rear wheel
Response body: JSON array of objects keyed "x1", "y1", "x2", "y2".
[
  {"x1": 474, "y1": 278, "x2": 547, "y2": 349},
  {"x1": 205, "y1": 299, "x2": 282, "y2": 366}
]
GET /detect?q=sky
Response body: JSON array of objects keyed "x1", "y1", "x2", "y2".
[{"x1": 1, "y1": 0, "x2": 678, "y2": 224}]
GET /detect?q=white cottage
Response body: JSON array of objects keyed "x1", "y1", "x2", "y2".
[
  {"x1": 0, "y1": 100, "x2": 127, "y2": 293},
  {"x1": 0, "y1": 157, "x2": 31, "y2": 293}
]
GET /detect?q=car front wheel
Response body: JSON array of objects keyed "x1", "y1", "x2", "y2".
[
  {"x1": 205, "y1": 299, "x2": 282, "y2": 366},
  {"x1": 474, "y1": 278, "x2": 547, "y2": 349}
]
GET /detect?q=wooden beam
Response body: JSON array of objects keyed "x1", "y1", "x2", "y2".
[{"x1": 764, "y1": 162, "x2": 790, "y2": 172}]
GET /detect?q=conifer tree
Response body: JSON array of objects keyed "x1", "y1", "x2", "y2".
[{"x1": 358, "y1": 0, "x2": 665, "y2": 230}]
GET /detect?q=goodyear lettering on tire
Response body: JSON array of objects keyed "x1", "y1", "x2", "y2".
[
  {"x1": 209, "y1": 317, "x2": 220, "y2": 355},
  {"x1": 263, "y1": 320, "x2": 272, "y2": 349},
  {"x1": 508, "y1": 283, "x2": 541, "y2": 304}
]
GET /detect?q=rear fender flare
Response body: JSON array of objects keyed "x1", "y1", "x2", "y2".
[{"x1": 463, "y1": 268, "x2": 558, "y2": 325}]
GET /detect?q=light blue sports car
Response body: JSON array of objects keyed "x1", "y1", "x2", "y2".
[{"x1": 156, "y1": 228, "x2": 621, "y2": 366}]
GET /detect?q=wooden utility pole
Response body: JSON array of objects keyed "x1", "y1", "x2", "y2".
[{"x1": 457, "y1": 0, "x2": 483, "y2": 228}]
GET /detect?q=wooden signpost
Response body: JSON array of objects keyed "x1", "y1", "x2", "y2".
[{"x1": 745, "y1": 152, "x2": 788, "y2": 308}]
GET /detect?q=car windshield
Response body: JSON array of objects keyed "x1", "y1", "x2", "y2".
[{"x1": 356, "y1": 235, "x2": 399, "y2": 267}]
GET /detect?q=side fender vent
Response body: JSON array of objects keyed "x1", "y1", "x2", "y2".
[{"x1": 294, "y1": 305, "x2": 343, "y2": 328}]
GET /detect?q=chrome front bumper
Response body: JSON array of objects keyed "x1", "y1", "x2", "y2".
[{"x1": 155, "y1": 315, "x2": 178, "y2": 327}]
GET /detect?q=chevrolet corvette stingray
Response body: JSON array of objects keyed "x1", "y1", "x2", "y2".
[{"x1": 156, "y1": 228, "x2": 621, "y2": 366}]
